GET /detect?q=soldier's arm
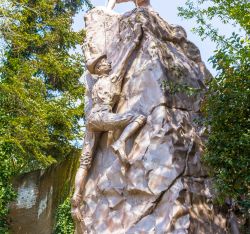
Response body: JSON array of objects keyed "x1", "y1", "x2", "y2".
[{"x1": 112, "y1": 23, "x2": 143, "y2": 82}]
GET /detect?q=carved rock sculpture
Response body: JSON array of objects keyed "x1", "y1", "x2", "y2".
[{"x1": 73, "y1": 6, "x2": 228, "y2": 234}]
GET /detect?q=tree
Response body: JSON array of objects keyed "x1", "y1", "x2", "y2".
[
  {"x1": 178, "y1": 0, "x2": 250, "y2": 218},
  {"x1": 0, "y1": 0, "x2": 92, "y2": 231}
]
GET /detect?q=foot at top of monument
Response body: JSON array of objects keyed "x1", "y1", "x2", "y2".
[{"x1": 106, "y1": 0, "x2": 152, "y2": 11}]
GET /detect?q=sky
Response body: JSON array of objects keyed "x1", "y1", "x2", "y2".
[{"x1": 73, "y1": 0, "x2": 237, "y2": 75}]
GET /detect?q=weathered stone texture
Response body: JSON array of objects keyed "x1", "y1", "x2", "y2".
[
  {"x1": 80, "y1": 7, "x2": 226, "y2": 234},
  {"x1": 9, "y1": 156, "x2": 78, "y2": 234}
]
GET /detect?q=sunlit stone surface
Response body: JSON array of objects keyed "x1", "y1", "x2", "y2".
[{"x1": 79, "y1": 6, "x2": 227, "y2": 234}]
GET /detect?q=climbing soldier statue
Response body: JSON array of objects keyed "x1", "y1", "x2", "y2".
[{"x1": 71, "y1": 22, "x2": 146, "y2": 229}]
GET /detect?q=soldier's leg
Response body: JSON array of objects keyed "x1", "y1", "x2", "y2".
[
  {"x1": 88, "y1": 111, "x2": 146, "y2": 164},
  {"x1": 71, "y1": 131, "x2": 100, "y2": 222},
  {"x1": 107, "y1": 0, "x2": 134, "y2": 10},
  {"x1": 111, "y1": 115, "x2": 146, "y2": 163},
  {"x1": 104, "y1": 112, "x2": 140, "y2": 130},
  {"x1": 88, "y1": 111, "x2": 134, "y2": 132},
  {"x1": 106, "y1": 0, "x2": 116, "y2": 10},
  {"x1": 95, "y1": 112, "x2": 146, "y2": 163}
]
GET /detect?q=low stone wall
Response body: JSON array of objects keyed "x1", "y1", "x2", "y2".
[{"x1": 9, "y1": 155, "x2": 79, "y2": 234}]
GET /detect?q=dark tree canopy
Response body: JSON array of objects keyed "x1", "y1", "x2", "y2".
[{"x1": 0, "y1": 0, "x2": 92, "y2": 231}]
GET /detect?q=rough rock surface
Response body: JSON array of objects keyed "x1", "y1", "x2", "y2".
[{"x1": 80, "y1": 7, "x2": 227, "y2": 234}]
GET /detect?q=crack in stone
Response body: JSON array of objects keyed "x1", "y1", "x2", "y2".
[
  {"x1": 149, "y1": 102, "x2": 201, "y2": 115},
  {"x1": 132, "y1": 162, "x2": 188, "y2": 227},
  {"x1": 131, "y1": 138, "x2": 195, "y2": 227}
]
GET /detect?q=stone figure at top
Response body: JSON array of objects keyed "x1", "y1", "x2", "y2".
[{"x1": 107, "y1": 0, "x2": 151, "y2": 10}]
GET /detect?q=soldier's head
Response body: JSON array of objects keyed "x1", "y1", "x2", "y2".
[{"x1": 94, "y1": 56, "x2": 112, "y2": 76}]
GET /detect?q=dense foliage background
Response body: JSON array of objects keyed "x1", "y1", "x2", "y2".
[
  {"x1": 179, "y1": 0, "x2": 250, "y2": 222},
  {"x1": 0, "y1": 0, "x2": 92, "y2": 232},
  {"x1": 54, "y1": 197, "x2": 75, "y2": 234}
]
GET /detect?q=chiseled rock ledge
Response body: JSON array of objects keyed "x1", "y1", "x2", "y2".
[{"x1": 80, "y1": 7, "x2": 227, "y2": 234}]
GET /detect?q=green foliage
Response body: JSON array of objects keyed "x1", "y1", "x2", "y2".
[
  {"x1": 205, "y1": 34, "x2": 250, "y2": 211},
  {"x1": 54, "y1": 197, "x2": 74, "y2": 234},
  {"x1": 0, "y1": 0, "x2": 87, "y2": 172},
  {"x1": 0, "y1": 148, "x2": 16, "y2": 233},
  {"x1": 178, "y1": 0, "x2": 250, "y2": 214},
  {"x1": 178, "y1": 0, "x2": 250, "y2": 40},
  {"x1": 161, "y1": 80, "x2": 201, "y2": 97},
  {"x1": 0, "y1": 0, "x2": 91, "y2": 231}
]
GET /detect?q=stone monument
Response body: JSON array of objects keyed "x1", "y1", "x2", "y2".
[{"x1": 71, "y1": 2, "x2": 229, "y2": 233}]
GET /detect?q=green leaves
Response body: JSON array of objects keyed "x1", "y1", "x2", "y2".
[
  {"x1": 179, "y1": 0, "x2": 250, "y2": 216},
  {"x1": 0, "y1": 146, "x2": 16, "y2": 233},
  {"x1": 54, "y1": 197, "x2": 74, "y2": 234},
  {"x1": 204, "y1": 34, "x2": 250, "y2": 212},
  {"x1": 0, "y1": 0, "x2": 90, "y2": 231},
  {"x1": 0, "y1": 0, "x2": 87, "y2": 172},
  {"x1": 178, "y1": 0, "x2": 250, "y2": 35}
]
